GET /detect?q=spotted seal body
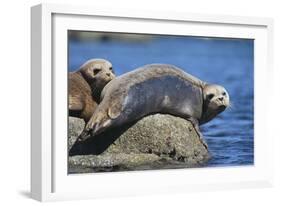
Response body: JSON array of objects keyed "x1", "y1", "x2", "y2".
[{"x1": 78, "y1": 64, "x2": 230, "y2": 146}]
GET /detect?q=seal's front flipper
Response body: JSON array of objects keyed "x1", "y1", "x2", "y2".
[
  {"x1": 188, "y1": 118, "x2": 208, "y2": 150},
  {"x1": 90, "y1": 119, "x2": 112, "y2": 136},
  {"x1": 77, "y1": 129, "x2": 91, "y2": 142},
  {"x1": 77, "y1": 122, "x2": 108, "y2": 142},
  {"x1": 86, "y1": 102, "x2": 121, "y2": 137},
  {"x1": 77, "y1": 107, "x2": 115, "y2": 142}
]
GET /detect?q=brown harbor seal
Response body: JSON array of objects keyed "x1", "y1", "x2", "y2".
[
  {"x1": 69, "y1": 58, "x2": 115, "y2": 123},
  {"x1": 77, "y1": 64, "x2": 230, "y2": 147}
]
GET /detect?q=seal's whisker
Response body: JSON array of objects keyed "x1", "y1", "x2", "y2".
[{"x1": 228, "y1": 101, "x2": 235, "y2": 110}]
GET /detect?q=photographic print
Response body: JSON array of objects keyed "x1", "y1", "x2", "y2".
[
  {"x1": 31, "y1": 5, "x2": 273, "y2": 200},
  {"x1": 67, "y1": 31, "x2": 254, "y2": 174}
]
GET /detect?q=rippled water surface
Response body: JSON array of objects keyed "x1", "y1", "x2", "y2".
[{"x1": 68, "y1": 34, "x2": 254, "y2": 167}]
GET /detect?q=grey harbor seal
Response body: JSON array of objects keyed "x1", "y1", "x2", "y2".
[
  {"x1": 68, "y1": 58, "x2": 115, "y2": 123},
  {"x1": 77, "y1": 64, "x2": 230, "y2": 148}
]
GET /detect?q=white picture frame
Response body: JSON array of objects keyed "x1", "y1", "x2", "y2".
[{"x1": 31, "y1": 3, "x2": 274, "y2": 202}]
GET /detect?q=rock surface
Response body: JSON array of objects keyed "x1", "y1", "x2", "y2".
[{"x1": 68, "y1": 114, "x2": 210, "y2": 173}]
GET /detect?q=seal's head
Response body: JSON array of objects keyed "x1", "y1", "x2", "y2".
[
  {"x1": 79, "y1": 58, "x2": 115, "y2": 91},
  {"x1": 200, "y1": 84, "x2": 230, "y2": 124}
]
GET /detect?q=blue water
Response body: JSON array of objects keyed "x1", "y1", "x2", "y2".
[{"x1": 68, "y1": 34, "x2": 254, "y2": 167}]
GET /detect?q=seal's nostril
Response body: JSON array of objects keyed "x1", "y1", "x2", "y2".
[{"x1": 219, "y1": 97, "x2": 223, "y2": 101}]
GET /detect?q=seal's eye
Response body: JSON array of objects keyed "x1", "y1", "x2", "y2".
[
  {"x1": 109, "y1": 67, "x2": 114, "y2": 74},
  {"x1": 207, "y1": 94, "x2": 214, "y2": 100},
  {"x1": 93, "y1": 68, "x2": 101, "y2": 75},
  {"x1": 222, "y1": 92, "x2": 226, "y2": 96}
]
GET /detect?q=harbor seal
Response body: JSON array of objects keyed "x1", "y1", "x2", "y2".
[
  {"x1": 69, "y1": 58, "x2": 115, "y2": 123},
  {"x1": 77, "y1": 64, "x2": 230, "y2": 147}
]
